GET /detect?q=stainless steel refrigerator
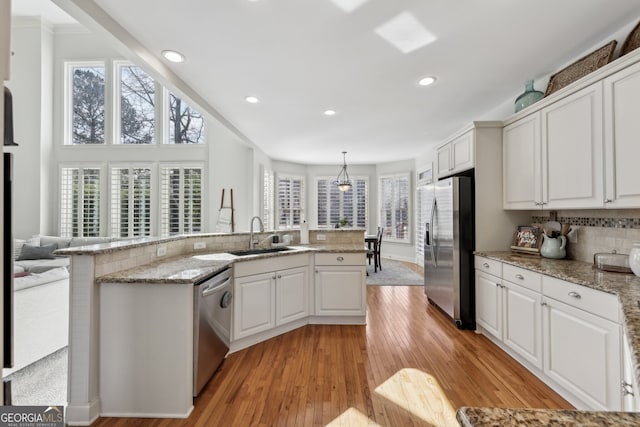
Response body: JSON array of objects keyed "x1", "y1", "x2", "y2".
[{"x1": 423, "y1": 175, "x2": 475, "y2": 329}]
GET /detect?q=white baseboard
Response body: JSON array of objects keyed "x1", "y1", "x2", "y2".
[{"x1": 66, "y1": 397, "x2": 101, "y2": 426}]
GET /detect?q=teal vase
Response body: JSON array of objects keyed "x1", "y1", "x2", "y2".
[{"x1": 514, "y1": 80, "x2": 544, "y2": 113}]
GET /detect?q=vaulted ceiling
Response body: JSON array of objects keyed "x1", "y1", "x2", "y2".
[{"x1": 12, "y1": 0, "x2": 640, "y2": 164}]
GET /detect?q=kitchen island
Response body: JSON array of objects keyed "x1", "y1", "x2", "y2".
[{"x1": 57, "y1": 229, "x2": 367, "y2": 425}]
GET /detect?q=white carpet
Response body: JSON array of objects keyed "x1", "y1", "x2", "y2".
[{"x1": 366, "y1": 259, "x2": 423, "y2": 285}]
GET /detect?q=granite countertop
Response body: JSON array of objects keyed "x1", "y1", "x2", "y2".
[
  {"x1": 463, "y1": 251, "x2": 640, "y2": 426},
  {"x1": 96, "y1": 245, "x2": 366, "y2": 284},
  {"x1": 457, "y1": 407, "x2": 640, "y2": 426}
]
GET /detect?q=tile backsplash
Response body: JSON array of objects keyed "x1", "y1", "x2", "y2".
[{"x1": 532, "y1": 209, "x2": 640, "y2": 263}]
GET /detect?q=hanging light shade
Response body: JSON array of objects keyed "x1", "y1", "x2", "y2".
[{"x1": 335, "y1": 151, "x2": 352, "y2": 192}]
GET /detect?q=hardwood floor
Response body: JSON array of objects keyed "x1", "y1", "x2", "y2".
[{"x1": 91, "y1": 280, "x2": 571, "y2": 426}]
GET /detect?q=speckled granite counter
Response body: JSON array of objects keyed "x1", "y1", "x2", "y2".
[
  {"x1": 457, "y1": 407, "x2": 640, "y2": 426},
  {"x1": 95, "y1": 245, "x2": 366, "y2": 284},
  {"x1": 460, "y1": 251, "x2": 640, "y2": 426}
]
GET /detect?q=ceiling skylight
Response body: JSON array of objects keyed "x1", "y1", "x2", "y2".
[
  {"x1": 330, "y1": 0, "x2": 369, "y2": 13},
  {"x1": 374, "y1": 12, "x2": 437, "y2": 54}
]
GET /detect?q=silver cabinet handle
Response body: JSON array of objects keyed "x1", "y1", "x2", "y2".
[
  {"x1": 337, "y1": 256, "x2": 344, "y2": 262},
  {"x1": 277, "y1": 274, "x2": 282, "y2": 279},
  {"x1": 482, "y1": 262, "x2": 490, "y2": 268},
  {"x1": 515, "y1": 274, "x2": 524, "y2": 280},
  {"x1": 568, "y1": 291, "x2": 581, "y2": 299},
  {"x1": 541, "y1": 302, "x2": 547, "y2": 307},
  {"x1": 622, "y1": 381, "x2": 634, "y2": 396},
  {"x1": 604, "y1": 199, "x2": 612, "y2": 204},
  {"x1": 534, "y1": 202, "x2": 541, "y2": 206},
  {"x1": 272, "y1": 275, "x2": 277, "y2": 280}
]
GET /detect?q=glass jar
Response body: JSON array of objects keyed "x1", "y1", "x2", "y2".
[{"x1": 515, "y1": 80, "x2": 544, "y2": 113}]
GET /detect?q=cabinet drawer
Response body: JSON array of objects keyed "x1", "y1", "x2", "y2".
[
  {"x1": 503, "y1": 264, "x2": 541, "y2": 293},
  {"x1": 542, "y1": 276, "x2": 619, "y2": 323},
  {"x1": 474, "y1": 256, "x2": 502, "y2": 277},
  {"x1": 315, "y1": 252, "x2": 364, "y2": 266}
]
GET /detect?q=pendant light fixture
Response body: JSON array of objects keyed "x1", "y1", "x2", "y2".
[{"x1": 335, "y1": 151, "x2": 352, "y2": 192}]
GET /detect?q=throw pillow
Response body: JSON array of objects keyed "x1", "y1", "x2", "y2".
[
  {"x1": 14, "y1": 271, "x2": 30, "y2": 278},
  {"x1": 17, "y1": 243, "x2": 58, "y2": 261}
]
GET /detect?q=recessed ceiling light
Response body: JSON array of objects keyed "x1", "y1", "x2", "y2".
[
  {"x1": 245, "y1": 96, "x2": 260, "y2": 104},
  {"x1": 324, "y1": 109, "x2": 337, "y2": 116},
  {"x1": 161, "y1": 50, "x2": 185, "y2": 63},
  {"x1": 418, "y1": 76, "x2": 437, "y2": 86}
]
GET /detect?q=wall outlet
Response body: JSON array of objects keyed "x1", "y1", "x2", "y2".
[
  {"x1": 316, "y1": 234, "x2": 326, "y2": 241},
  {"x1": 194, "y1": 241, "x2": 206, "y2": 250},
  {"x1": 156, "y1": 245, "x2": 167, "y2": 257}
]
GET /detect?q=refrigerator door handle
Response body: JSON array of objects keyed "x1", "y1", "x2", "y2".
[{"x1": 431, "y1": 198, "x2": 437, "y2": 266}]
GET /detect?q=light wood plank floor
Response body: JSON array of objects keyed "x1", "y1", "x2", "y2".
[{"x1": 91, "y1": 275, "x2": 571, "y2": 426}]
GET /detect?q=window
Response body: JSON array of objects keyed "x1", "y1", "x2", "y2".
[
  {"x1": 380, "y1": 174, "x2": 410, "y2": 241},
  {"x1": 168, "y1": 92, "x2": 205, "y2": 144},
  {"x1": 118, "y1": 64, "x2": 156, "y2": 144},
  {"x1": 60, "y1": 167, "x2": 101, "y2": 237},
  {"x1": 276, "y1": 174, "x2": 305, "y2": 229},
  {"x1": 110, "y1": 166, "x2": 153, "y2": 237},
  {"x1": 68, "y1": 63, "x2": 105, "y2": 145},
  {"x1": 262, "y1": 167, "x2": 275, "y2": 230},
  {"x1": 160, "y1": 166, "x2": 203, "y2": 236},
  {"x1": 416, "y1": 184, "x2": 430, "y2": 259},
  {"x1": 316, "y1": 177, "x2": 368, "y2": 228}
]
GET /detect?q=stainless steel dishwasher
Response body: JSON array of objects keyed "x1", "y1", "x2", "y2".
[{"x1": 193, "y1": 267, "x2": 232, "y2": 396}]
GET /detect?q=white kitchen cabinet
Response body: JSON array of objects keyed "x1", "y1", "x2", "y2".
[
  {"x1": 234, "y1": 265, "x2": 309, "y2": 340},
  {"x1": 503, "y1": 82, "x2": 604, "y2": 209},
  {"x1": 502, "y1": 113, "x2": 541, "y2": 209},
  {"x1": 622, "y1": 331, "x2": 640, "y2": 411},
  {"x1": 436, "y1": 130, "x2": 473, "y2": 178},
  {"x1": 541, "y1": 82, "x2": 604, "y2": 209},
  {"x1": 275, "y1": 266, "x2": 309, "y2": 326},
  {"x1": 542, "y1": 295, "x2": 621, "y2": 410},
  {"x1": 314, "y1": 253, "x2": 366, "y2": 317},
  {"x1": 475, "y1": 269, "x2": 502, "y2": 339},
  {"x1": 234, "y1": 272, "x2": 276, "y2": 339},
  {"x1": 502, "y1": 280, "x2": 543, "y2": 370},
  {"x1": 603, "y1": 60, "x2": 640, "y2": 208}
]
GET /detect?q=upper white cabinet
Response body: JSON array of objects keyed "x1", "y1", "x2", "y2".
[
  {"x1": 541, "y1": 82, "x2": 604, "y2": 209},
  {"x1": 604, "y1": 60, "x2": 640, "y2": 208},
  {"x1": 436, "y1": 130, "x2": 474, "y2": 178},
  {"x1": 503, "y1": 113, "x2": 541, "y2": 209}
]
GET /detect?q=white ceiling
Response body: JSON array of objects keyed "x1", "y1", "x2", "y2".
[{"x1": 11, "y1": 0, "x2": 640, "y2": 165}]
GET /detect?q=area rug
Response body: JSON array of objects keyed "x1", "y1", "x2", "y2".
[{"x1": 366, "y1": 259, "x2": 423, "y2": 286}]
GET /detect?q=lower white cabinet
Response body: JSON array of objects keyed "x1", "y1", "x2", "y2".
[
  {"x1": 542, "y1": 295, "x2": 621, "y2": 410},
  {"x1": 234, "y1": 264, "x2": 309, "y2": 340},
  {"x1": 623, "y1": 331, "x2": 640, "y2": 411},
  {"x1": 474, "y1": 255, "x2": 624, "y2": 410},
  {"x1": 314, "y1": 253, "x2": 366, "y2": 316}
]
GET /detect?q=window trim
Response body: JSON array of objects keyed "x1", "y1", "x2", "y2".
[
  {"x1": 108, "y1": 163, "x2": 156, "y2": 238},
  {"x1": 59, "y1": 163, "x2": 106, "y2": 237},
  {"x1": 315, "y1": 175, "x2": 369, "y2": 229},
  {"x1": 159, "y1": 162, "x2": 206, "y2": 237},
  {"x1": 379, "y1": 172, "x2": 412, "y2": 244},
  {"x1": 64, "y1": 61, "x2": 107, "y2": 146},
  {"x1": 275, "y1": 173, "x2": 305, "y2": 230}
]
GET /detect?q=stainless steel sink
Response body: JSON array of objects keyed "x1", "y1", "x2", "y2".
[{"x1": 228, "y1": 246, "x2": 293, "y2": 257}]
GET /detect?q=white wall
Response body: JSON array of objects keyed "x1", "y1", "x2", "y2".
[{"x1": 5, "y1": 18, "x2": 52, "y2": 238}]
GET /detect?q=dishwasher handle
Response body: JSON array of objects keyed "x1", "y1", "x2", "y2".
[{"x1": 202, "y1": 277, "x2": 231, "y2": 297}]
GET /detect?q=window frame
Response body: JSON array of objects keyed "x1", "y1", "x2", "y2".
[
  {"x1": 159, "y1": 163, "x2": 206, "y2": 237},
  {"x1": 109, "y1": 163, "x2": 155, "y2": 238},
  {"x1": 379, "y1": 172, "x2": 411, "y2": 243},
  {"x1": 275, "y1": 173, "x2": 305, "y2": 230},
  {"x1": 59, "y1": 163, "x2": 106, "y2": 237},
  {"x1": 315, "y1": 176, "x2": 369, "y2": 229},
  {"x1": 64, "y1": 61, "x2": 107, "y2": 146}
]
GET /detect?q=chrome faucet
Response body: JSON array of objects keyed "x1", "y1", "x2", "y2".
[{"x1": 249, "y1": 216, "x2": 264, "y2": 249}]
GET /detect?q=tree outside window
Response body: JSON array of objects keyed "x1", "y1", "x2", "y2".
[
  {"x1": 119, "y1": 65, "x2": 156, "y2": 144},
  {"x1": 169, "y1": 93, "x2": 205, "y2": 144},
  {"x1": 71, "y1": 66, "x2": 105, "y2": 144}
]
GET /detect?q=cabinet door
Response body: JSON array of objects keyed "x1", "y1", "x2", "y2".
[
  {"x1": 503, "y1": 281, "x2": 542, "y2": 369},
  {"x1": 622, "y1": 332, "x2": 640, "y2": 411},
  {"x1": 503, "y1": 113, "x2": 542, "y2": 209},
  {"x1": 437, "y1": 144, "x2": 451, "y2": 178},
  {"x1": 604, "y1": 62, "x2": 640, "y2": 208},
  {"x1": 234, "y1": 272, "x2": 275, "y2": 339},
  {"x1": 475, "y1": 270, "x2": 502, "y2": 339},
  {"x1": 542, "y1": 296, "x2": 621, "y2": 410},
  {"x1": 541, "y1": 83, "x2": 604, "y2": 209},
  {"x1": 315, "y1": 267, "x2": 365, "y2": 316},
  {"x1": 275, "y1": 266, "x2": 309, "y2": 326},
  {"x1": 451, "y1": 131, "x2": 474, "y2": 174}
]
